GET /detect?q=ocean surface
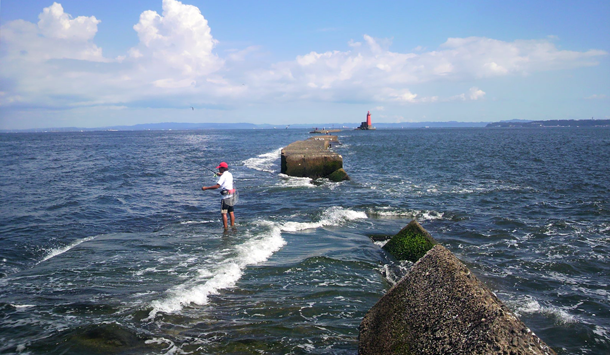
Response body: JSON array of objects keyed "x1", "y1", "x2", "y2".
[{"x1": 0, "y1": 127, "x2": 608, "y2": 354}]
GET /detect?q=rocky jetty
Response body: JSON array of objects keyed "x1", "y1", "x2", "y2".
[
  {"x1": 281, "y1": 136, "x2": 349, "y2": 181},
  {"x1": 360, "y1": 221, "x2": 556, "y2": 355}
]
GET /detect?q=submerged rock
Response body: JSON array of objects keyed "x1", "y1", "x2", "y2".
[
  {"x1": 360, "y1": 244, "x2": 556, "y2": 355},
  {"x1": 39, "y1": 323, "x2": 164, "y2": 354},
  {"x1": 382, "y1": 220, "x2": 437, "y2": 262},
  {"x1": 327, "y1": 168, "x2": 350, "y2": 182}
]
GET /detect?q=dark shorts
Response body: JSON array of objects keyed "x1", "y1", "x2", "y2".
[{"x1": 221, "y1": 199, "x2": 234, "y2": 214}]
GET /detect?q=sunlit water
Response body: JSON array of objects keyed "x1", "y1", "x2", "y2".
[{"x1": 1, "y1": 128, "x2": 608, "y2": 354}]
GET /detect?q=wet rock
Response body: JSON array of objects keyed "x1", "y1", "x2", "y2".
[
  {"x1": 382, "y1": 220, "x2": 437, "y2": 262},
  {"x1": 39, "y1": 323, "x2": 165, "y2": 354},
  {"x1": 327, "y1": 168, "x2": 350, "y2": 182},
  {"x1": 359, "y1": 244, "x2": 556, "y2": 355},
  {"x1": 281, "y1": 136, "x2": 348, "y2": 180}
]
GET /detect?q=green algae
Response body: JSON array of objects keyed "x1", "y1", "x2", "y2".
[
  {"x1": 382, "y1": 220, "x2": 437, "y2": 262},
  {"x1": 327, "y1": 168, "x2": 350, "y2": 182}
]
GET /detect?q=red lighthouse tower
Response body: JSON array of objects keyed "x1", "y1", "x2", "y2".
[{"x1": 357, "y1": 111, "x2": 375, "y2": 130}]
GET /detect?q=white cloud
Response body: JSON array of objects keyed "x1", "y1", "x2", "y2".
[
  {"x1": 0, "y1": 0, "x2": 606, "y2": 116},
  {"x1": 0, "y1": 0, "x2": 231, "y2": 109},
  {"x1": 248, "y1": 35, "x2": 605, "y2": 104},
  {"x1": 226, "y1": 46, "x2": 261, "y2": 62},
  {"x1": 468, "y1": 87, "x2": 486, "y2": 100},
  {"x1": 585, "y1": 94, "x2": 607, "y2": 100},
  {"x1": 38, "y1": 2, "x2": 100, "y2": 41},
  {"x1": 447, "y1": 87, "x2": 485, "y2": 102},
  {"x1": 130, "y1": 0, "x2": 222, "y2": 76},
  {"x1": 0, "y1": 3, "x2": 105, "y2": 64}
]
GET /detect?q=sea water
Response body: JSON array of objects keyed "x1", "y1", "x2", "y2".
[{"x1": 0, "y1": 128, "x2": 608, "y2": 354}]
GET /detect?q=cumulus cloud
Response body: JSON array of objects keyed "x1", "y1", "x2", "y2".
[
  {"x1": 0, "y1": 0, "x2": 232, "y2": 109},
  {"x1": 468, "y1": 87, "x2": 486, "y2": 100},
  {"x1": 0, "y1": 2, "x2": 105, "y2": 63},
  {"x1": 446, "y1": 87, "x2": 486, "y2": 102},
  {"x1": 259, "y1": 35, "x2": 605, "y2": 103},
  {"x1": 0, "y1": 0, "x2": 606, "y2": 113},
  {"x1": 130, "y1": 0, "x2": 222, "y2": 75},
  {"x1": 38, "y1": 2, "x2": 100, "y2": 41}
]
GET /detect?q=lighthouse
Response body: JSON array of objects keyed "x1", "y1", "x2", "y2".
[{"x1": 356, "y1": 111, "x2": 375, "y2": 130}]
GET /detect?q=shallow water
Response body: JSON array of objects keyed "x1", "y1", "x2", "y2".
[{"x1": 1, "y1": 128, "x2": 608, "y2": 354}]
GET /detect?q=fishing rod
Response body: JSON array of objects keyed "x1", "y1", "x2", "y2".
[
  {"x1": 203, "y1": 166, "x2": 220, "y2": 177},
  {"x1": 200, "y1": 163, "x2": 239, "y2": 205}
]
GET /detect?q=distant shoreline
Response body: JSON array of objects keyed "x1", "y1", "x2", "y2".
[
  {"x1": 486, "y1": 119, "x2": 610, "y2": 128},
  {"x1": 2, "y1": 119, "x2": 608, "y2": 133}
]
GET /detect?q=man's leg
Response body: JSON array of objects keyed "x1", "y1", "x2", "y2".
[
  {"x1": 229, "y1": 211, "x2": 235, "y2": 227},
  {"x1": 221, "y1": 213, "x2": 228, "y2": 229}
]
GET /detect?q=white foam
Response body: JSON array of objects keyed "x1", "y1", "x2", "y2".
[
  {"x1": 243, "y1": 147, "x2": 282, "y2": 173},
  {"x1": 508, "y1": 294, "x2": 577, "y2": 325},
  {"x1": 145, "y1": 338, "x2": 180, "y2": 355},
  {"x1": 278, "y1": 174, "x2": 314, "y2": 188},
  {"x1": 11, "y1": 304, "x2": 35, "y2": 310},
  {"x1": 373, "y1": 240, "x2": 389, "y2": 248},
  {"x1": 179, "y1": 220, "x2": 216, "y2": 225},
  {"x1": 148, "y1": 225, "x2": 286, "y2": 318},
  {"x1": 368, "y1": 207, "x2": 444, "y2": 221},
  {"x1": 381, "y1": 262, "x2": 412, "y2": 285},
  {"x1": 593, "y1": 325, "x2": 609, "y2": 342},
  {"x1": 38, "y1": 236, "x2": 96, "y2": 264},
  {"x1": 280, "y1": 206, "x2": 367, "y2": 232}
]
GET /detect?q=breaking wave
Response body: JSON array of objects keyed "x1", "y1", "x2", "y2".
[
  {"x1": 243, "y1": 148, "x2": 282, "y2": 173},
  {"x1": 148, "y1": 224, "x2": 286, "y2": 318},
  {"x1": 38, "y1": 236, "x2": 96, "y2": 264}
]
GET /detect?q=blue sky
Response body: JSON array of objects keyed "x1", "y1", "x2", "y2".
[{"x1": 0, "y1": 0, "x2": 608, "y2": 129}]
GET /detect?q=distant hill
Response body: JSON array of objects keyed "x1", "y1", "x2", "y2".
[
  {"x1": 1, "y1": 121, "x2": 490, "y2": 133},
  {"x1": 487, "y1": 119, "x2": 610, "y2": 128},
  {"x1": 1, "y1": 122, "x2": 261, "y2": 133},
  {"x1": 6, "y1": 119, "x2": 608, "y2": 133},
  {"x1": 288, "y1": 121, "x2": 489, "y2": 129}
]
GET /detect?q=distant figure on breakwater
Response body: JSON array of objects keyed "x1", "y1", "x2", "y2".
[{"x1": 201, "y1": 162, "x2": 236, "y2": 229}]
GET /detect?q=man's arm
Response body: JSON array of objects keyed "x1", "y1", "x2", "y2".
[{"x1": 202, "y1": 184, "x2": 221, "y2": 191}]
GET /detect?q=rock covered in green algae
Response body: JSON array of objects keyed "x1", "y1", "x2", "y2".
[
  {"x1": 327, "y1": 168, "x2": 350, "y2": 182},
  {"x1": 52, "y1": 323, "x2": 164, "y2": 354},
  {"x1": 382, "y1": 220, "x2": 437, "y2": 262}
]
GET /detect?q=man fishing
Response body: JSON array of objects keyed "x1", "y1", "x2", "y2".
[{"x1": 202, "y1": 162, "x2": 236, "y2": 229}]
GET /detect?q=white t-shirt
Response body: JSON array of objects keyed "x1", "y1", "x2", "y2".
[{"x1": 217, "y1": 171, "x2": 234, "y2": 199}]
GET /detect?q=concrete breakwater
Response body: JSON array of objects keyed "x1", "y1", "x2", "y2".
[
  {"x1": 281, "y1": 135, "x2": 349, "y2": 181},
  {"x1": 360, "y1": 220, "x2": 556, "y2": 355}
]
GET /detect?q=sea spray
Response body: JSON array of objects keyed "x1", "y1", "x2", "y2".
[
  {"x1": 147, "y1": 207, "x2": 365, "y2": 318},
  {"x1": 280, "y1": 206, "x2": 368, "y2": 232},
  {"x1": 148, "y1": 224, "x2": 286, "y2": 319},
  {"x1": 38, "y1": 236, "x2": 97, "y2": 264},
  {"x1": 243, "y1": 148, "x2": 283, "y2": 173}
]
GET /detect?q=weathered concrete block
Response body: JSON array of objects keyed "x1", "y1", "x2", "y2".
[
  {"x1": 281, "y1": 137, "x2": 344, "y2": 179},
  {"x1": 281, "y1": 153, "x2": 343, "y2": 178},
  {"x1": 359, "y1": 244, "x2": 556, "y2": 355},
  {"x1": 308, "y1": 135, "x2": 339, "y2": 143},
  {"x1": 327, "y1": 168, "x2": 350, "y2": 182},
  {"x1": 383, "y1": 220, "x2": 437, "y2": 262}
]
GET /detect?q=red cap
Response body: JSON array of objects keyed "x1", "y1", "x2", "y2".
[{"x1": 216, "y1": 162, "x2": 228, "y2": 169}]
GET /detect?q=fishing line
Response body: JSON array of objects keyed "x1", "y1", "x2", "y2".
[
  {"x1": 203, "y1": 166, "x2": 219, "y2": 177},
  {"x1": 199, "y1": 163, "x2": 239, "y2": 205}
]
